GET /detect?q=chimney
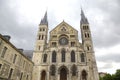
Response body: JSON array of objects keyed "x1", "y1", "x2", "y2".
[
  {"x1": 3, "y1": 35, "x2": 11, "y2": 41},
  {"x1": 18, "y1": 49, "x2": 24, "y2": 53}
]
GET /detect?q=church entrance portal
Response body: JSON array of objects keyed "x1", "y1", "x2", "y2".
[
  {"x1": 60, "y1": 68, "x2": 67, "y2": 80},
  {"x1": 41, "y1": 71, "x2": 46, "y2": 80}
]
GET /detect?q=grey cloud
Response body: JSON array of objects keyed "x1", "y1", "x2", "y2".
[
  {"x1": 99, "y1": 63, "x2": 113, "y2": 70},
  {"x1": 0, "y1": 0, "x2": 120, "y2": 49},
  {"x1": 85, "y1": 0, "x2": 120, "y2": 48},
  {"x1": 96, "y1": 53, "x2": 120, "y2": 63},
  {"x1": 0, "y1": 0, "x2": 37, "y2": 50}
]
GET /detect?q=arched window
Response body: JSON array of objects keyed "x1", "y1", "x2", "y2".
[
  {"x1": 71, "y1": 50, "x2": 75, "y2": 62},
  {"x1": 52, "y1": 51, "x2": 56, "y2": 62},
  {"x1": 38, "y1": 35, "x2": 41, "y2": 40},
  {"x1": 87, "y1": 45, "x2": 91, "y2": 51},
  {"x1": 81, "y1": 53, "x2": 85, "y2": 62},
  {"x1": 85, "y1": 33, "x2": 87, "y2": 38},
  {"x1": 43, "y1": 28, "x2": 45, "y2": 31},
  {"x1": 71, "y1": 65, "x2": 77, "y2": 76},
  {"x1": 87, "y1": 33, "x2": 89, "y2": 38},
  {"x1": 83, "y1": 26, "x2": 86, "y2": 30},
  {"x1": 42, "y1": 35, "x2": 44, "y2": 40},
  {"x1": 43, "y1": 54, "x2": 47, "y2": 63},
  {"x1": 86, "y1": 26, "x2": 89, "y2": 29},
  {"x1": 50, "y1": 65, "x2": 56, "y2": 76},
  {"x1": 61, "y1": 49, "x2": 66, "y2": 62},
  {"x1": 82, "y1": 70, "x2": 87, "y2": 80},
  {"x1": 87, "y1": 46, "x2": 89, "y2": 51}
]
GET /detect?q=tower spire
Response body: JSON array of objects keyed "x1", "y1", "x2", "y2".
[
  {"x1": 40, "y1": 11, "x2": 48, "y2": 26},
  {"x1": 80, "y1": 9, "x2": 88, "y2": 24}
]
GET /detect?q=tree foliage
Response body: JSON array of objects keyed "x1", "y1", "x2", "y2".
[
  {"x1": 100, "y1": 69, "x2": 120, "y2": 80},
  {"x1": 113, "y1": 69, "x2": 120, "y2": 80},
  {"x1": 102, "y1": 74, "x2": 113, "y2": 80}
]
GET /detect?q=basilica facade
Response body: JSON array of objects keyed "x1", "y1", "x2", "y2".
[{"x1": 32, "y1": 10, "x2": 99, "y2": 80}]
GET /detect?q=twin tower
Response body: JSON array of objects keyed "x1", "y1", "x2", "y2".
[{"x1": 32, "y1": 10, "x2": 99, "y2": 80}]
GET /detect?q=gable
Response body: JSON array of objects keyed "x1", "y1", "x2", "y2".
[{"x1": 50, "y1": 21, "x2": 78, "y2": 34}]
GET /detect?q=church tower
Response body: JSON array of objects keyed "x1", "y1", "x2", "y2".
[
  {"x1": 32, "y1": 12, "x2": 49, "y2": 80},
  {"x1": 80, "y1": 9, "x2": 93, "y2": 52},
  {"x1": 36, "y1": 11, "x2": 48, "y2": 52},
  {"x1": 80, "y1": 9, "x2": 99, "y2": 80},
  {"x1": 32, "y1": 10, "x2": 99, "y2": 80}
]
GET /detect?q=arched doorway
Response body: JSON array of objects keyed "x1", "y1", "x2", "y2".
[
  {"x1": 60, "y1": 68, "x2": 67, "y2": 80},
  {"x1": 50, "y1": 65, "x2": 56, "y2": 76},
  {"x1": 81, "y1": 70, "x2": 87, "y2": 80},
  {"x1": 71, "y1": 64, "x2": 77, "y2": 76},
  {"x1": 41, "y1": 71, "x2": 46, "y2": 80}
]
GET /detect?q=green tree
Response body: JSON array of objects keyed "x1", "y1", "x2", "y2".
[
  {"x1": 99, "y1": 69, "x2": 120, "y2": 80},
  {"x1": 102, "y1": 74, "x2": 113, "y2": 80},
  {"x1": 114, "y1": 69, "x2": 120, "y2": 80},
  {"x1": 99, "y1": 76, "x2": 103, "y2": 80},
  {"x1": 112, "y1": 74, "x2": 116, "y2": 80}
]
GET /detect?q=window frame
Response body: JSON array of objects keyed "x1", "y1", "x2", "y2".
[
  {"x1": 81, "y1": 53, "x2": 85, "y2": 62},
  {"x1": 43, "y1": 54, "x2": 47, "y2": 63},
  {"x1": 1, "y1": 46, "x2": 7, "y2": 58},
  {"x1": 61, "y1": 49, "x2": 66, "y2": 62},
  {"x1": 71, "y1": 50, "x2": 75, "y2": 62},
  {"x1": 13, "y1": 54, "x2": 17, "y2": 63}
]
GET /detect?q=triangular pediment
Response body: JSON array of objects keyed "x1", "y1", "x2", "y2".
[{"x1": 50, "y1": 21, "x2": 78, "y2": 34}]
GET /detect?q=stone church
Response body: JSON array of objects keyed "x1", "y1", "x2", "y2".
[{"x1": 32, "y1": 10, "x2": 99, "y2": 80}]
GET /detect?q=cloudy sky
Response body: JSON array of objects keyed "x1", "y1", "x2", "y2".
[{"x1": 0, "y1": 0, "x2": 120, "y2": 74}]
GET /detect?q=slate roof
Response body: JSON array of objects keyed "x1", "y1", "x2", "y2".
[{"x1": 23, "y1": 50, "x2": 33, "y2": 60}]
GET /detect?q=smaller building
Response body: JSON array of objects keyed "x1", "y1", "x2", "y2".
[
  {"x1": 99, "y1": 72, "x2": 107, "y2": 78},
  {"x1": 0, "y1": 34, "x2": 34, "y2": 80}
]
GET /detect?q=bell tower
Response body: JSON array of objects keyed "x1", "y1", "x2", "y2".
[
  {"x1": 32, "y1": 11, "x2": 48, "y2": 80},
  {"x1": 80, "y1": 9, "x2": 94, "y2": 52},
  {"x1": 80, "y1": 9, "x2": 99, "y2": 80},
  {"x1": 35, "y1": 11, "x2": 48, "y2": 52},
  {"x1": 32, "y1": 11, "x2": 48, "y2": 65}
]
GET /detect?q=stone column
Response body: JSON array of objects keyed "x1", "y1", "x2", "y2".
[
  {"x1": 57, "y1": 69, "x2": 60, "y2": 80},
  {"x1": 57, "y1": 74, "x2": 60, "y2": 80},
  {"x1": 67, "y1": 73, "x2": 69, "y2": 80},
  {"x1": 78, "y1": 71, "x2": 80, "y2": 80},
  {"x1": 68, "y1": 71, "x2": 71, "y2": 80},
  {"x1": 47, "y1": 71, "x2": 49, "y2": 80},
  {"x1": 39, "y1": 71, "x2": 41, "y2": 80}
]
